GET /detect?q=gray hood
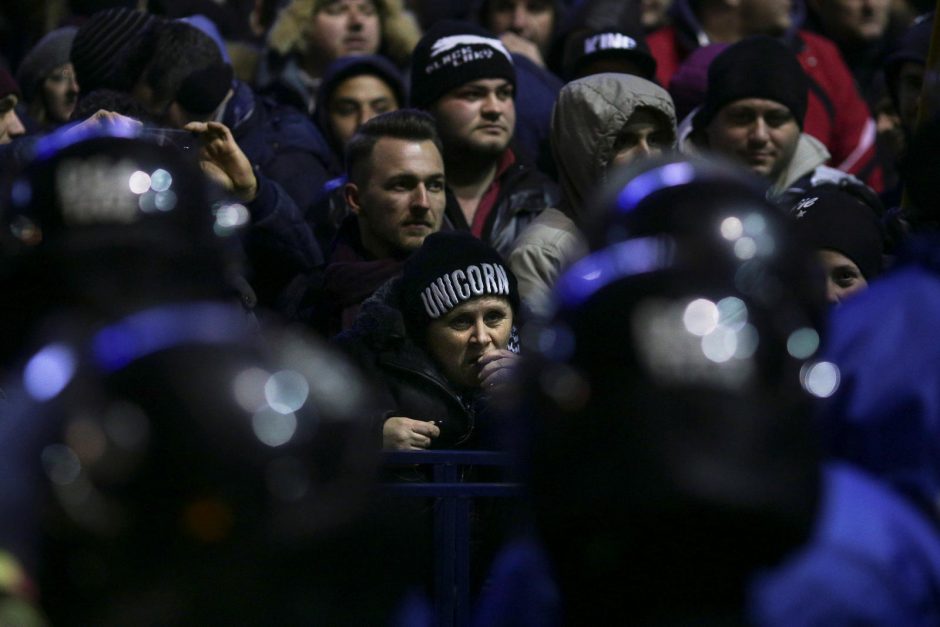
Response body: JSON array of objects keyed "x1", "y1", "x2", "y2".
[{"x1": 550, "y1": 73, "x2": 676, "y2": 223}]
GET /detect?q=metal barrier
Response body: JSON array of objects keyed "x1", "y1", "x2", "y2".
[{"x1": 383, "y1": 450, "x2": 523, "y2": 627}]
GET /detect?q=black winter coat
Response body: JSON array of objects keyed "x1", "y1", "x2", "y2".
[{"x1": 335, "y1": 279, "x2": 487, "y2": 450}]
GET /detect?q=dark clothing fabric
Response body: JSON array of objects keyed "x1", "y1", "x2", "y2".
[
  {"x1": 309, "y1": 216, "x2": 405, "y2": 337},
  {"x1": 445, "y1": 149, "x2": 559, "y2": 259},
  {"x1": 821, "y1": 234, "x2": 940, "y2": 520},
  {"x1": 335, "y1": 278, "x2": 490, "y2": 450},
  {"x1": 242, "y1": 173, "x2": 322, "y2": 311},
  {"x1": 510, "y1": 53, "x2": 564, "y2": 182},
  {"x1": 223, "y1": 79, "x2": 338, "y2": 241}
]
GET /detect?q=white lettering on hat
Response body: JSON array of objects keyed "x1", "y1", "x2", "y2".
[
  {"x1": 421, "y1": 291, "x2": 442, "y2": 318},
  {"x1": 430, "y1": 34, "x2": 513, "y2": 63},
  {"x1": 452, "y1": 269, "x2": 471, "y2": 299},
  {"x1": 420, "y1": 263, "x2": 512, "y2": 318},
  {"x1": 793, "y1": 196, "x2": 818, "y2": 219},
  {"x1": 467, "y1": 265, "x2": 485, "y2": 295},
  {"x1": 584, "y1": 33, "x2": 638, "y2": 55}
]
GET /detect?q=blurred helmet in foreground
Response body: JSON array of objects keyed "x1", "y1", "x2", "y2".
[
  {"x1": 522, "y1": 155, "x2": 828, "y2": 623},
  {"x1": 0, "y1": 124, "x2": 246, "y2": 365},
  {"x1": 9, "y1": 306, "x2": 405, "y2": 625}
]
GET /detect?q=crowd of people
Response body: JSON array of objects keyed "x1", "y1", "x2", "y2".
[{"x1": 1, "y1": 0, "x2": 940, "y2": 623}]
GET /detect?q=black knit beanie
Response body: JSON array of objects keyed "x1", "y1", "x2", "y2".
[
  {"x1": 409, "y1": 20, "x2": 516, "y2": 110},
  {"x1": 789, "y1": 185, "x2": 885, "y2": 280},
  {"x1": 693, "y1": 35, "x2": 808, "y2": 133},
  {"x1": 400, "y1": 231, "x2": 519, "y2": 336},
  {"x1": 71, "y1": 8, "x2": 160, "y2": 93},
  {"x1": 16, "y1": 27, "x2": 77, "y2": 103}
]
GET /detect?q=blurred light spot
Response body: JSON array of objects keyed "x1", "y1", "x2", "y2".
[
  {"x1": 266, "y1": 457, "x2": 310, "y2": 501},
  {"x1": 234, "y1": 367, "x2": 269, "y2": 412},
  {"x1": 702, "y1": 326, "x2": 737, "y2": 363},
  {"x1": 787, "y1": 328, "x2": 820, "y2": 359},
  {"x1": 104, "y1": 402, "x2": 150, "y2": 451},
  {"x1": 801, "y1": 361, "x2": 840, "y2": 398},
  {"x1": 265, "y1": 370, "x2": 310, "y2": 414},
  {"x1": 182, "y1": 498, "x2": 233, "y2": 543},
  {"x1": 150, "y1": 169, "x2": 172, "y2": 192},
  {"x1": 11, "y1": 180, "x2": 31, "y2": 207},
  {"x1": 252, "y1": 408, "x2": 298, "y2": 447},
  {"x1": 154, "y1": 190, "x2": 177, "y2": 211},
  {"x1": 720, "y1": 216, "x2": 743, "y2": 241},
  {"x1": 10, "y1": 215, "x2": 42, "y2": 245},
  {"x1": 536, "y1": 324, "x2": 575, "y2": 361},
  {"x1": 41, "y1": 444, "x2": 81, "y2": 485},
  {"x1": 743, "y1": 213, "x2": 766, "y2": 235},
  {"x1": 24, "y1": 343, "x2": 76, "y2": 402},
  {"x1": 734, "y1": 324, "x2": 759, "y2": 359},
  {"x1": 128, "y1": 170, "x2": 151, "y2": 194},
  {"x1": 755, "y1": 233, "x2": 776, "y2": 256},
  {"x1": 215, "y1": 203, "x2": 249, "y2": 228},
  {"x1": 138, "y1": 191, "x2": 157, "y2": 213},
  {"x1": 539, "y1": 365, "x2": 590, "y2": 412},
  {"x1": 716, "y1": 297, "x2": 748, "y2": 332},
  {"x1": 734, "y1": 237, "x2": 757, "y2": 260},
  {"x1": 683, "y1": 299, "x2": 719, "y2": 336},
  {"x1": 66, "y1": 419, "x2": 108, "y2": 466}
]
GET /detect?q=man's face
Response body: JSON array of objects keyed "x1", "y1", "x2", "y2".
[
  {"x1": 431, "y1": 79, "x2": 515, "y2": 160},
  {"x1": 811, "y1": 0, "x2": 890, "y2": 44},
  {"x1": 610, "y1": 108, "x2": 675, "y2": 168},
  {"x1": 896, "y1": 61, "x2": 924, "y2": 135},
  {"x1": 0, "y1": 95, "x2": 26, "y2": 144},
  {"x1": 328, "y1": 74, "x2": 398, "y2": 148},
  {"x1": 42, "y1": 63, "x2": 79, "y2": 123},
  {"x1": 485, "y1": 0, "x2": 555, "y2": 54},
  {"x1": 306, "y1": 0, "x2": 381, "y2": 65},
  {"x1": 704, "y1": 98, "x2": 801, "y2": 180},
  {"x1": 346, "y1": 137, "x2": 446, "y2": 258},
  {"x1": 740, "y1": 0, "x2": 793, "y2": 36}
]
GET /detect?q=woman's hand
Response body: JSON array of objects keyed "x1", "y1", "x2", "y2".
[
  {"x1": 382, "y1": 417, "x2": 441, "y2": 450},
  {"x1": 478, "y1": 349, "x2": 519, "y2": 394}
]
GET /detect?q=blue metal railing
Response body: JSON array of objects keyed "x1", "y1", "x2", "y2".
[{"x1": 382, "y1": 451, "x2": 523, "y2": 627}]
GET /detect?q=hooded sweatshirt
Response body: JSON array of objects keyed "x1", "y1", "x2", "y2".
[
  {"x1": 550, "y1": 73, "x2": 676, "y2": 224},
  {"x1": 509, "y1": 74, "x2": 676, "y2": 317}
]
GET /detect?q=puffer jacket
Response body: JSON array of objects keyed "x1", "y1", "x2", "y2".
[
  {"x1": 549, "y1": 73, "x2": 676, "y2": 224},
  {"x1": 335, "y1": 279, "x2": 489, "y2": 450}
]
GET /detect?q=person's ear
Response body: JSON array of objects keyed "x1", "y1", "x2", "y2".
[{"x1": 345, "y1": 182, "x2": 362, "y2": 215}]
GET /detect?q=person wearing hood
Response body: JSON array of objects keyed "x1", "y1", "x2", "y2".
[
  {"x1": 259, "y1": 0, "x2": 420, "y2": 115},
  {"x1": 509, "y1": 72, "x2": 676, "y2": 317},
  {"x1": 308, "y1": 54, "x2": 405, "y2": 250},
  {"x1": 15, "y1": 27, "x2": 79, "y2": 132},
  {"x1": 647, "y1": 0, "x2": 882, "y2": 192}
]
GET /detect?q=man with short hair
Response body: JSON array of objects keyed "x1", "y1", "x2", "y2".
[
  {"x1": 691, "y1": 36, "x2": 863, "y2": 206},
  {"x1": 409, "y1": 21, "x2": 558, "y2": 258},
  {"x1": 311, "y1": 108, "x2": 446, "y2": 335}
]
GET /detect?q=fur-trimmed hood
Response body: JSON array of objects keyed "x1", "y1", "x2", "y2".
[{"x1": 266, "y1": 0, "x2": 421, "y2": 67}]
